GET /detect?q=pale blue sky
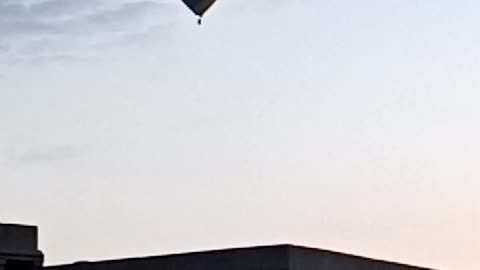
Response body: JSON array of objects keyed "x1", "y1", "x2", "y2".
[{"x1": 1, "y1": 1, "x2": 479, "y2": 270}]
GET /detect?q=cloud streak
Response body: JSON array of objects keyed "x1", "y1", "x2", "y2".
[
  {"x1": 0, "y1": 145, "x2": 83, "y2": 166},
  {"x1": 0, "y1": 0, "x2": 174, "y2": 60}
]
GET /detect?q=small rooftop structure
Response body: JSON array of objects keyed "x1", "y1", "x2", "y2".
[{"x1": 0, "y1": 224, "x2": 44, "y2": 270}]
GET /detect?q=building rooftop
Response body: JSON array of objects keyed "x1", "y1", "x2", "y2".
[
  {"x1": 0, "y1": 223, "x2": 439, "y2": 270},
  {"x1": 47, "y1": 244, "x2": 436, "y2": 270}
]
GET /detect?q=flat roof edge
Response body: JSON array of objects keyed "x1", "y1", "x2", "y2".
[{"x1": 47, "y1": 244, "x2": 440, "y2": 270}]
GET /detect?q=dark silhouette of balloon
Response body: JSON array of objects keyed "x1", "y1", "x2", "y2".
[{"x1": 181, "y1": 0, "x2": 217, "y2": 25}]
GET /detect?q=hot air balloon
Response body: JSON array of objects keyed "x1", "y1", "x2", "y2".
[{"x1": 181, "y1": 0, "x2": 217, "y2": 25}]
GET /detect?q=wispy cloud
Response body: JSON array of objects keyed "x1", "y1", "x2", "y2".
[
  {"x1": 1, "y1": 145, "x2": 83, "y2": 166},
  {"x1": 0, "y1": 0, "x2": 174, "y2": 60}
]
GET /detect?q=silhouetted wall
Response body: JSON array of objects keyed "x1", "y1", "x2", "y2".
[
  {"x1": 46, "y1": 245, "x2": 436, "y2": 270},
  {"x1": 0, "y1": 223, "x2": 437, "y2": 270},
  {"x1": 0, "y1": 224, "x2": 38, "y2": 252},
  {"x1": 47, "y1": 246, "x2": 289, "y2": 270},
  {"x1": 288, "y1": 245, "x2": 432, "y2": 270},
  {"x1": 0, "y1": 224, "x2": 44, "y2": 270}
]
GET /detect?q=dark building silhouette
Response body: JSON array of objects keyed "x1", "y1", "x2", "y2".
[
  {"x1": 0, "y1": 224, "x2": 44, "y2": 270},
  {"x1": 1, "y1": 224, "x2": 438, "y2": 270}
]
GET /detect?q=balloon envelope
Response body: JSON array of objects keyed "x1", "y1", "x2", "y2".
[{"x1": 182, "y1": 0, "x2": 217, "y2": 17}]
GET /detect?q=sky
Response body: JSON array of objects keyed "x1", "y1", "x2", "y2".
[{"x1": 0, "y1": 0, "x2": 479, "y2": 269}]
